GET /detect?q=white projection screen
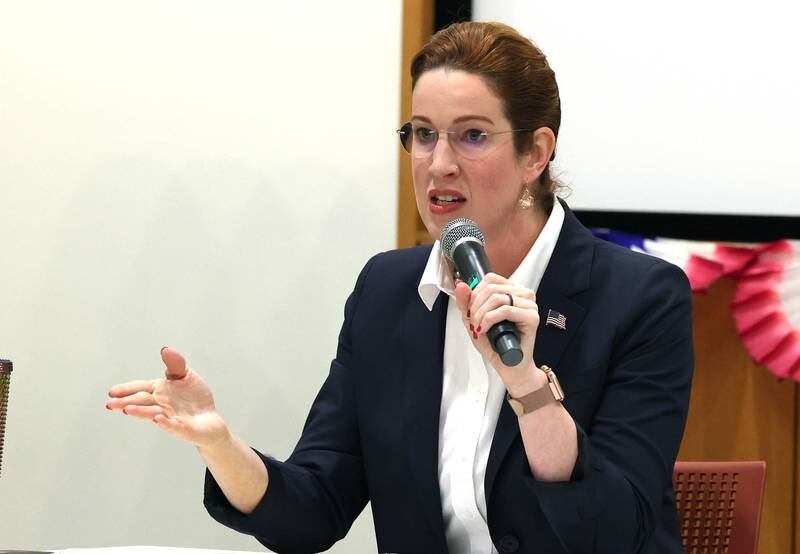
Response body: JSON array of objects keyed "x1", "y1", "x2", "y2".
[{"x1": 473, "y1": 1, "x2": 799, "y2": 218}]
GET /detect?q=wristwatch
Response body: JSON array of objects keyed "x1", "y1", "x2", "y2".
[{"x1": 506, "y1": 365, "x2": 565, "y2": 417}]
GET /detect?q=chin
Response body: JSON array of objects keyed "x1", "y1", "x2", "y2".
[{"x1": 425, "y1": 222, "x2": 442, "y2": 242}]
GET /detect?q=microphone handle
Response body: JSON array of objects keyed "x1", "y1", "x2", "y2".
[{"x1": 452, "y1": 242, "x2": 524, "y2": 366}]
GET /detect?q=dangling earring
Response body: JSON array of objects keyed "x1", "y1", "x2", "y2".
[{"x1": 518, "y1": 183, "x2": 535, "y2": 210}]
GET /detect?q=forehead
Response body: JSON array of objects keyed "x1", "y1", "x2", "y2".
[{"x1": 411, "y1": 68, "x2": 506, "y2": 125}]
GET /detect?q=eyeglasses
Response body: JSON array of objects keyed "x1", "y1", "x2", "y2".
[{"x1": 396, "y1": 121, "x2": 534, "y2": 161}]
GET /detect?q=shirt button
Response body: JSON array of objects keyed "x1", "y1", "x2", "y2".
[{"x1": 499, "y1": 535, "x2": 519, "y2": 553}]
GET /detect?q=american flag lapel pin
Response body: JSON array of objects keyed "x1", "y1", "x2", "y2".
[{"x1": 546, "y1": 309, "x2": 567, "y2": 331}]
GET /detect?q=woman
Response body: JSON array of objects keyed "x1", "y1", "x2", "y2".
[{"x1": 108, "y1": 22, "x2": 693, "y2": 554}]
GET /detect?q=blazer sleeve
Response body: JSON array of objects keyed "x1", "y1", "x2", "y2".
[
  {"x1": 203, "y1": 255, "x2": 378, "y2": 554},
  {"x1": 522, "y1": 259, "x2": 693, "y2": 552}
]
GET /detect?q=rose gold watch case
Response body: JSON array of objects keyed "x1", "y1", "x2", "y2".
[{"x1": 507, "y1": 365, "x2": 565, "y2": 417}]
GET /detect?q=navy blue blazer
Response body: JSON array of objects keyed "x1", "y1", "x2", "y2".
[{"x1": 205, "y1": 203, "x2": 694, "y2": 554}]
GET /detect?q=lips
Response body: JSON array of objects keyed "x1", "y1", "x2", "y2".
[
  {"x1": 428, "y1": 189, "x2": 466, "y2": 215},
  {"x1": 428, "y1": 189, "x2": 466, "y2": 206}
]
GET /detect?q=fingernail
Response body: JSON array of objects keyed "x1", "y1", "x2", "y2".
[
  {"x1": 467, "y1": 310, "x2": 471, "y2": 318},
  {"x1": 122, "y1": 408, "x2": 128, "y2": 415},
  {"x1": 477, "y1": 325, "x2": 482, "y2": 333},
  {"x1": 160, "y1": 346, "x2": 169, "y2": 354},
  {"x1": 472, "y1": 331, "x2": 478, "y2": 340},
  {"x1": 469, "y1": 324, "x2": 474, "y2": 331},
  {"x1": 105, "y1": 404, "x2": 112, "y2": 411}
]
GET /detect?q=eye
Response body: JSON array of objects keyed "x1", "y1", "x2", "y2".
[
  {"x1": 462, "y1": 128, "x2": 487, "y2": 143},
  {"x1": 414, "y1": 127, "x2": 437, "y2": 143}
]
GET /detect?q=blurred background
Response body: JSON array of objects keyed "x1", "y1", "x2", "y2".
[{"x1": 0, "y1": 1, "x2": 400, "y2": 551}]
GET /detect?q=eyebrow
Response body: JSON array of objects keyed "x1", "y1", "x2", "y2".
[{"x1": 410, "y1": 115, "x2": 495, "y2": 125}]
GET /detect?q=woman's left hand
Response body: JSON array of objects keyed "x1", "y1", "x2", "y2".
[{"x1": 454, "y1": 273, "x2": 545, "y2": 396}]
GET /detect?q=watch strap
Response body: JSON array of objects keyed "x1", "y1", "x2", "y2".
[{"x1": 507, "y1": 365, "x2": 564, "y2": 416}]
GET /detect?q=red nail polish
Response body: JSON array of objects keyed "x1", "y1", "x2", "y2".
[
  {"x1": 469, "y1": 324, "x2": 474, "y2": 331},
  {"x1": 467, "y1": 310, "x2": 471, "y2": 318},
  {"x1": 122, "y1": 408, "x2": 128, "y2": 415},
  {"x1": 477, "y1": 325, "x2": 482, "y2": 333},
  {"x1": 105, "y1": 404, "x2": 112, "y2": 410},
  {"x1": 472, "y1": 331, "x2": 478, "y2": 340}
]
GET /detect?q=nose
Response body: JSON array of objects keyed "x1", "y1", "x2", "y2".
[{"x1": 427, "y1": 134, "x2": 459, "y2": 178}]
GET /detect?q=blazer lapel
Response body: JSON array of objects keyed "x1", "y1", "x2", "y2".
[
  {"x1": 402, "y1": 290, "x2": 449, "y2": 540},
  {"x1": 485, "y1": 202, "x2": 594, "y2": 500}
]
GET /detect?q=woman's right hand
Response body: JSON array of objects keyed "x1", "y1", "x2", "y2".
[{"x1": 107, "y1": 347, "x2": 229, "y2": 448}]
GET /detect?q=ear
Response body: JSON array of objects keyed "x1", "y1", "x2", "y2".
[{"x1": 521, "y1": 127, "x2": 556, "y2": 184}]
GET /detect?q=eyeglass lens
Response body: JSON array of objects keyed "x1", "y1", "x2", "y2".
[{"x1": 397, "y1": 122, "x2": 506, "y2": 160}]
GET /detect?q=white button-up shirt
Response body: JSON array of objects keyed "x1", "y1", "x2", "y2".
[{"x1": 416, "y1": 200, "x2": 565, "y2": 554}]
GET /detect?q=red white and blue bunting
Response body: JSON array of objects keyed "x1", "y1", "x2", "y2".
[{"x1": 594, "y1": 231, "x2": 800, "y2": 381}]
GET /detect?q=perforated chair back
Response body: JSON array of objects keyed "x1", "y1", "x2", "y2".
[{"x1": 673, "y1": 460, "x2": 766, "y2": 554}]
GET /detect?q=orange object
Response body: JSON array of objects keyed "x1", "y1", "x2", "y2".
[{"x1": 673, "y1": 460, "x2": 767, "y2": 554}]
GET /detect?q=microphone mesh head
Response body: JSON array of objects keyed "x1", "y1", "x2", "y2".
[
  {"x1": 0, "y1": 359, "x2": 12, "y2": 478},
  {"x1": 439, "y1": 218, "x2": 485, "y2": 261}
]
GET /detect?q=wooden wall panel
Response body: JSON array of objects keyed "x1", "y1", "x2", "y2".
[
  {"x1": 678, "y1": 278, "x2": 796, "y2": 554},
  {"x1": 397, "y1": 0, "x2": 434, "y2": 249}
]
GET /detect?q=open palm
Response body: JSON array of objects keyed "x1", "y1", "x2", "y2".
[{"x1": 107, "y1": 347, "x2": 229, "y2": 447}]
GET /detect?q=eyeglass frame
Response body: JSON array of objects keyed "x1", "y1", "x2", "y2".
[{"x1": 396, "y1": 121, "x2": 536, "y2": 160}]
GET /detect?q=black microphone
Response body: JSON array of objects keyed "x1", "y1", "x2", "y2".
[
  {"x1": 0, "y1": 358, "x2": 12, "y2": 478},
  {"x1": 440, "y1": 219, "x2": 523, "y2": 366}
]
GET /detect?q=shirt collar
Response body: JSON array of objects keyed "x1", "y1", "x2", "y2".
[{"x1": 417, "y1": 199, "x2": 565, "y2": 311}]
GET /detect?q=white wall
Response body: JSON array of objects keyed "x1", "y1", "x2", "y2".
[
  {"x1": 474, "y1": 0, "x2": 800, "y2": 216},
  {"x1": 0, "y1": 1, "x2": 401, "y2": 552}
]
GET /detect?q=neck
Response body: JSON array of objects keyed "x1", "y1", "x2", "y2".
[{"x1": 484, "y1": 209, "x2": 548, "y2": 278}]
